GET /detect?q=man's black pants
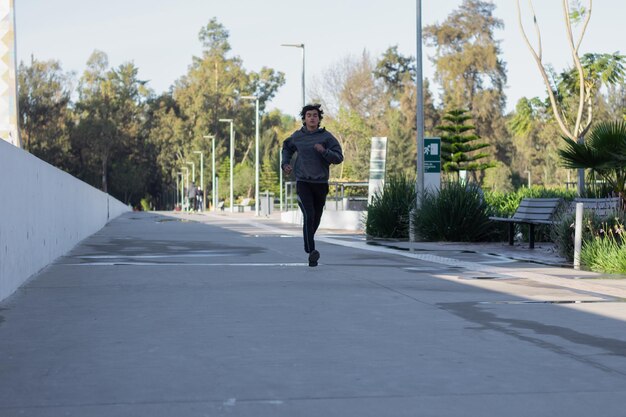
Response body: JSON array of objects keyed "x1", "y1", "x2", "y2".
[{"x1": 296, "y1": 181, "x2": 329, "y2": 253}]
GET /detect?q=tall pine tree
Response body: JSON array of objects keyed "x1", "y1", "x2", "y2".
[{"x1": 437, "y1": 109, "x2": 494, "y2": 181}]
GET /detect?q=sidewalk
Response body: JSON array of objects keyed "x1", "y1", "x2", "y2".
[
  {"x1": 2, "y1": 211, "x2": 626, "y2": 416},
  {"x1": 189, "y1": 208, "x2": 626, "y2": 300}
]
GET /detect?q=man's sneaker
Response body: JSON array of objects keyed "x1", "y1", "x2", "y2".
[{"x1": 308, "y1": 250, "x2": 320, "y2": 267}]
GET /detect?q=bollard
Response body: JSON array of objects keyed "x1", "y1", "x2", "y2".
[{"x1": 573, "y1": 202, "x2": 583, "y2": 270}]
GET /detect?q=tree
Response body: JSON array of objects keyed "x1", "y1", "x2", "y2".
[
  {"x1": 17, "y1": 57, "x2": 73, "y2": 169},
  {"x1": 437, "y1": 109, "x2": 495, "y2": 181},
  {"x1": 259, "y1": 156, "x2": 279, "y2": 195},
  {"x1": 516, "y1": 0, "x2": 625, "y2": 193},
  {"x1": 374, "y1": 45, "x2": 416, "y2": 99},
  {"x1": 74, "y1": 51, "x2": 151, "y2": 196},
  {"x1": 148, "y1": 18, "x2": 285, "y2": 204},
  {"x1": 424, "y1": 0, "x2": 508, "y2": 165},
  {"x1": 507, "y1": 97, "x2": 568, "y2": 187},
  {"x1": 559, "y1": 120, "x2": 626, "y2": 195}
]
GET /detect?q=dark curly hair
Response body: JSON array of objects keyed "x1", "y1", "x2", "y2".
[{"x1": 300, "y1": 104, "x2": 324, "y2": 127}]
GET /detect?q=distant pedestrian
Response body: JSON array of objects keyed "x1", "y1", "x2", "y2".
[
  {"x1": 188, "y1": 182, "x2": 197, "y2": 212},
  {"x1": 281, "y1": 104, "x2": 344, "y2": 267},
  {"x1": 196, "y1": 187, "x2": 204, "y2": 211}
]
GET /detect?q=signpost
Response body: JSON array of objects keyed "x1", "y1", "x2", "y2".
[
  {"x1": 424, "y1": 137, "x2": 441, "y2": 192},
  {"x1": 367, "y1": 137, "x2": 387, "y2": 204}
]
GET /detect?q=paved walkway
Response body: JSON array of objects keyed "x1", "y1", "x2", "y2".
[{"x1": 1, "y1": 210, "x2": 626, "y2": 416}]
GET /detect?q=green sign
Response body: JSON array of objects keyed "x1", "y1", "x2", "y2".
[{"x1": 424, "y1": 137, "x2": 441, "y2": 173}]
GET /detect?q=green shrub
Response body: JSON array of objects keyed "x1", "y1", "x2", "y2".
[
  {"x1": 552, "y1": 210, "x2": 626, "y2": 263},
  {"x1": 365, "y1": 174, "x2": 416, "y2": 239},
  {"x1": 485, "y1": 186, "x2": 576, "y2": 217},
  {"x1": 413, "y1": 181, "x2": 494, "y2": 242},
  {"x1": 140, "y1": 197, "x2": 151, "y2": 212},
  {"x1": 551, "y1": 211, "x2": 599, "y2": 261},
  {"x1": 580, "y1": 220, "x2": 626, "y2": 273}
]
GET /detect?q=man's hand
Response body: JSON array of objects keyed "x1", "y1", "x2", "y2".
[
  {"x1": 282, "y1": 164, "x2": 293, "y2": 175},
  {"x1": 314, "y1": 143, "x2": 326, "y2": 153}
]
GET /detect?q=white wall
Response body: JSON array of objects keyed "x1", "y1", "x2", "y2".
[
  {"x1": 0, "y1": 140, "x2": 129, "y2": 302},
  {"x1": 281, "y1": 210, "x2": 366, "y2": 231}
]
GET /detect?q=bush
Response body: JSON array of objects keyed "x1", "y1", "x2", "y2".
[
  {"x1": 551, "y1": 211, "x2": 600, "y2": 261},
  {"x1": 553, "y1": 208, "x2": 626, "y2": 262},
  {"x1": 413, "y1": 181, "x2": 494, "y2": 242},
  {"x1": 581, "y1": 220, "x2": 626, "y2": 273},
  {"x1": 365, "y1": 174, "x2": 416, "y2": 239},
  {"x1": 140, "y1": 197, "x2": 151, "y2": 212}
]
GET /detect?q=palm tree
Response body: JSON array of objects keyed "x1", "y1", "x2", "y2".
[{"x1": 559, "y1": 121, "x2": 626, "y2": 195}]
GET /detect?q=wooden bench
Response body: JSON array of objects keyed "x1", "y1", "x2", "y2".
[
  {"x1": 567, "y1": 197, "x2": 621, "y2": 218},
  {"x1": 489, "y1": 198, "x2": 563, "y2": 249},
  {"x1": 233, "y1": 198, "x2": 251, "y2": 212}
]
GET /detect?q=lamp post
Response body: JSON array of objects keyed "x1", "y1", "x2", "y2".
[
  {"x1": 219, "y1": 118, "x2": 235, "y2": 213},
  {"x1": 193, "y1": 151, "x2": 204, "y2": 210},
  {"x1": 203, "y1": 135, "x2": 216, "y2": 211},
  {"x1": 177, "y1": 171, "x2": 184, "y2": 209},
  {"x1": 240, "y1": 95, "x2": 260, "y2": 216},
  {"x1": 182, "y1": 166, "x2": 190, "y2": 211},
  {"x1": 186, "y1": 161, "x2": 195, "y2": 183},
  {"x1": 281, "y1": 43, "x2": 305, "y2": 107},
  {"x1": 415, "y1": 0, "x2": 425, "y2": 215}
]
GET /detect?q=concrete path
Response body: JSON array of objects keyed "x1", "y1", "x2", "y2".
[{"x1": 2, "y1": 211, "x2": 626, "y2": 416}]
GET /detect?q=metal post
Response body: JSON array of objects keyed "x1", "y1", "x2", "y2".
[
  {"x1": 212, "y1": 137, "x2": 216, "y2": 211},
  {"x1": 193, "y1": 151, "x2": 204, "y2": 210},
  {"x1": 241, "y1": 96, "x2": 261, "y2": 216},
  {"x1": 301, "y1": 45, "x2": 305, "y2": 107},
  {"x1": 204, "y1": 135, "x2": 216, "y2": 211},
  {"x1": 281, "y1": 43, "x2": 306, "y2": 107},
  {"x1": 187, "y1": 161, "x2": 195, "y2": 183},
  {"x1": 279, "y1": 157, "x2": 283, "y2": 211},
  {"x1": 415, "y1": 0, "x2": 425, "y2": 207},
  {"x1": 573, "y1": 202, "x2": 584, "y2": 269},
  {"x1": 176, "y1": 173, "x2": 180, "y2": 210},
  {"x1": 219, "y1": 119, "x2": 235, "y2": 213}
]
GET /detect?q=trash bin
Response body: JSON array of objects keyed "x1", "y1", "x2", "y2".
[{"x1": 260, "y1": 191, "x2": 275, "y2": 216}]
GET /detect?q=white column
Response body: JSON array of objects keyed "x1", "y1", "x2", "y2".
[{"x1": 0, "y1": 0, "x2": 20, "y2": 147}]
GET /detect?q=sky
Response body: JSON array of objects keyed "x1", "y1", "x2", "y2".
[{"x1": 15, "y1": 0, "x2": 624, "y2": 117}]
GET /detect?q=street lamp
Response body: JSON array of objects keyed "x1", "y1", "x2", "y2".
[
  {"x1": 415, "y1": 0, "x2": 425, "y2": 219},
  {"x1": 219, "y1": 118, "x2": 235, "y2": 213},
  {"x1": 177, "y1": 171, "x2": 184, "y2": 209},
  {"x1": 281, "y1": 43, "x2": 305, "y2": 107},
  {"x1": 193, "y1": 151, "x2": 204, "y2": 210},
  {"x1": 203, "y1": 135, "x2": 217, "y2": 211},
  {"x1": 240, "y1": 95, "x2": 260, "y2": 216},
  {"x1": 186, "y1": 161, "x2": 195, "y2": 183},
  {"x1": 182, "y1": 166, "x2": 190, "y2": 211}
]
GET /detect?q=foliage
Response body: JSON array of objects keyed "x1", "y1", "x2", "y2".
[
  {"x1": 365, "y1": 174, "x2": 416, "y2": 239},
  {"x1": 140, "y1": 197, "x2": 152, "y2": 212},
  {"x1": 482, "y1": 161, "x2": 514, "y2": 193},
  {"x1": 516, "y1": 1, "x2": 625, "y2": 194},
  {"x1": 506, "y1": 97, "x2": 569, "y2": 188},
  {"x1": 17, "y1": 57, "x2": 73, "y2": 170},
  {"x1": 413, "y1": 181, "x2": 494, "y2": 242},
  {"x1": 559, "y1": 120, "x2": 626, "y2": 194},
  {"x1": 259, "y1": 156, "x2": 279, "y2": 195},
  {"x1": 485, "y1": 186, "x2": 576, "y2": 217},
  {"x1": 424, "y1": 0, "x2": 508, "y2": 168},
  {"x1": 437, "y1": 109, "x2": 495, "y2": 180},
  {"x1": 580, "y1": 218, "x2": 626, "y2": 273}
]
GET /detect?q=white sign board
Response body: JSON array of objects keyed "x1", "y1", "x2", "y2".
[{"x1": 367, "y1": 137, "x2": 387, "y2": 203}]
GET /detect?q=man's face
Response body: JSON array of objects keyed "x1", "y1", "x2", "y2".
[{"x1": 304, "y1": 110, "x2": 319, "y2": 130}]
